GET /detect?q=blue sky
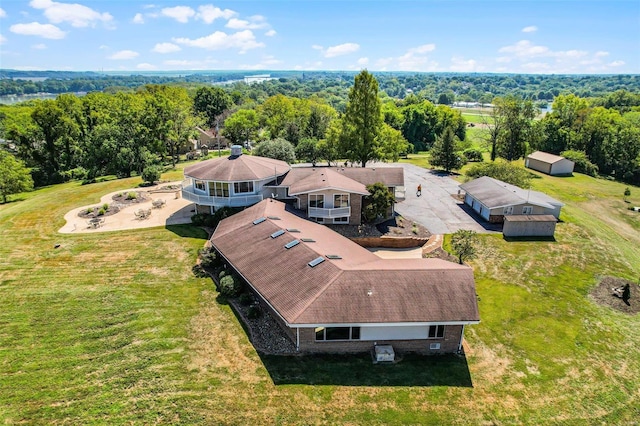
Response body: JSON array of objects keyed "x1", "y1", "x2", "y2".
[{"x1": 0, "y1": 0, "x2": 638, "y2": 73}]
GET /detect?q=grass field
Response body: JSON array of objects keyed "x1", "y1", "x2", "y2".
[{"x1": 1, "y1": 163, "x2": 639, "y2": 424}]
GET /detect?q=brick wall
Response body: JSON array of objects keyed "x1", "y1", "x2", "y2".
[
  {"x1": 350, "y1": 236, "x2": 428, "y2": 248},
  {"x1": 296, "y1": 325, "x2": 463, "y2": 355},
  {"x1": 349, "y1": 194, "x2": 362, "y2": 225}
]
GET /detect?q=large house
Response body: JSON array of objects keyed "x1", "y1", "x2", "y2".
[
  {"x1": 459, "y1": 176, "x2": 564, "y2": 223},
  {"x1": 211, "y1": 199, "x2": 480, "y2": 355},
  {"x1": 525, "y1": 151, "x2": 575, "y2": 176},
  {"x1": 182, "y1": 147, "x2": 404, "y2": 224}
]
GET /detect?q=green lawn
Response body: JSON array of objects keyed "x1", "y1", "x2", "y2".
[{"x1": 1, "y1": 164, "x2": 639, "y2": 424}]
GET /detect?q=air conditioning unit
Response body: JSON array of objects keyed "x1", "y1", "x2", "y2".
[{"x1": 374, "y1": 344, "x2": 395, "y2": 362}]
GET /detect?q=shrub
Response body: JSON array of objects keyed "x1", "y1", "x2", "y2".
[
  {"x1": 219, "y1": 275, "x2": 241, "y2": 297},
  {"x1": 463, "y1": 148, "x2": 484, "y2": 162},
  {"x1": 218, "y1": 270, "x2": 227, "y2": 279},
  {"x1": 102, "y1": 203, "x2": 109, "y2": 211},
  {"x1": 141, "y1": 165, "x2": 162, "y2": 184},
  {"x1": 192, "y1": 264, "x2": 208, "y2": 278},
  {"x1": 561, "y1": 150, "x2": 598, "y2": 176},
  {"x1": 465, "y1": 160, "x2": 533, "y2": 188},
  {"x1": 191, "y1": 207, "x2": 242, "y2": 228},
  {"x1": 126, "y1": 192, "x2": 137, "y2": 200},
  {"x1": 97, "y1": 208, "x2": 106, "y2": 216},
  {"x1": 238, "y1": 293, "x2": 254, "y2": 306},
  {"x1": 86, "y1": 207, "x2": 94, "y2": 214},
  {"x1": 247, "y1": 304, "x2": 261, "y2": 319},
  {"x1": 199, "y1": 248, "x2": 220, "y2": 268}
]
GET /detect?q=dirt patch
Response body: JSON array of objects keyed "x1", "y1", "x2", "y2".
[
  {"x1": 590, "y1": 276, "x2": 640, "y2": 315},
  {"x1": 423, "y1": 247, "x2": 459, "y2": 263}
]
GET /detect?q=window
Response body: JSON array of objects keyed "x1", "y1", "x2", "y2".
[
  {"x1": 333, "y1": 193, "x2": 349, "y2": 208},
  {"x1": 234, "y1": 181, "x2": 254, "y2": 194},
  {"x1": 522, "y1": 206, "x2": 533, "y2": 214},
  {"x1": 503, "y1": 206, "x2": 513, "y2": 215},
  {"x1": 210, "y1": 182, "x2": 229, "y2": 197},
  {"x1": 333, "y1": 217, "x2": 348, "y2": 224},
  {"x1": 315, "y1": 327, "x2": 361, "y2": 341},
  {"x1": 195, "y1": 180, "x2": 206, "y2": 192},
  {"x1": 428, "y1": 325, "x2": 445, "y2": 339},
  {"x1": 309, "y1": 194, "x2": 324, "y2": 208}
]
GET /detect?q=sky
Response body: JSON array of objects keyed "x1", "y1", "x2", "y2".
[{"x1": 0, "y1": 0, "x2": 638, "y2": 74}]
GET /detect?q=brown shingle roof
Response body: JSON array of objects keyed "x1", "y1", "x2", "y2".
[
  {"x1": 281, "y1": 166, "x2": 405, "y2": 190},
  {"x1": 527, "y1": 151, "x2": 571, "y2": 164},
  {"x1": 288, "y1": 168, "x2": 369, "y2": 195},
  {"x1": 211, "y1": 200, "x2": 479, "y2": 326},
  {"x1": 184, "y1": 154, "x2": 290, "y2": 182}
]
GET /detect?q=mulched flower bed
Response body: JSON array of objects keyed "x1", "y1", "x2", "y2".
[
  {"x1": 77, "y1": 204, "x2": 120, "y2": 219},
  {"x1": 111, "y1": 191, "x2": 150, "y2": 205},
  {"x1": 590, "y1": 276, "x2": 639, "y2": 315}
]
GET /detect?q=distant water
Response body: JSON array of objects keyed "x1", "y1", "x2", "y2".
[{"x1": 0, "y1": 92, "x2": 86, "y2": 105}]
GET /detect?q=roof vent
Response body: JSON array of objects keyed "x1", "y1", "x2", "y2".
[
  {"x1": 286, "y1": 228, "x2": 300, "y2": 233},
  {"x1": 301, "y1": 238, "x2": 315, "y2": 242},
  {"x1": 326, "y1": 254, "x2": 342, "y2": 259},
  {"x1": 271, "y1": 230, "x2": 285, "y2": 238},
  {"x1": 268, "y1": 216, "x2": 281, "y2": 220},
  {"x1": 230, "y1": 145, "x2": 243, "y2": 157},
  {"x1": 308, "y1": 257, "x2": 325, "y2": 267}
]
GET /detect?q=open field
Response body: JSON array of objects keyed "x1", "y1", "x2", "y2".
[{"x1": 1, "y1": 163, "x2": 639, "y2": 424}]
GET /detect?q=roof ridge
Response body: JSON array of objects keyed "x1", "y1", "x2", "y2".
[{"x1": 289, "y1": 269, "x2": 344, "y2": 323}]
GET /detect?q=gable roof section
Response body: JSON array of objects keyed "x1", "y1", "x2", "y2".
[
  {"x1": 527, "y1": 151, "x2": 572, "y2": 165},
  {"x1": 211, "y1": 199, "x2": 479, "y2": 326},
  {"x1": 288, "y1": 168, "x2": 369, "y2": 196},
  {"x1": 281, "y1": 166, "x2": 405, "y2": 190},
  {"x1": 459, "y1": 176, "x2": 563, "y2": 209},
  {"x1": 184, "y1": 154, "x2": 290, "y2": 182}
]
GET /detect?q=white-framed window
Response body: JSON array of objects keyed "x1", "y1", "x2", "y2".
[
  {"x1": 333, "y1": 217, "x2": 349, "y2": 224},
  {"x1": 522, "y1": 206, "x2": 533, "y2": 214},
  {"x1": 503, "y1": 206, "x2": 514, "y2": 215},
  {"x1": 309, "y1": 194, "x2": 324, "y2": 208},
  {"x1": 233, "y1": 181, "x2": 254, "y2": 194},
  {"x1": 333, "y1": 193, "x2": 349, "y2": 208},
  {"x1": 428, "y1": 325, "x2": 445, "y2": 339},
  {"x1": 195, "y1": 180, "x2": 206, "y2": 192},
  {"x1": 315, "y1": 326, "x2": 361, "y2": 341},
  {"x1": 209, "y1": 182, "x2": 229, "y2": 197},
  {"x1": 430, "y1": 343, "x2": 441, "y2": 350}
]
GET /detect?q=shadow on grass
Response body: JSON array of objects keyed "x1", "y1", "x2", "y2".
[
  {"x1": 503, "y1": 235, "x2": 556, "y2": 242},
  {"x1": 258, "y1": 352, "x2": 473, "y2": 387},
  {"x1": 165, "y1": 224, "x2": 209, "y2": 239}
]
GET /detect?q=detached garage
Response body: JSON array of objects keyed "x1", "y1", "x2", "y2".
[
  {"x1": 503, "y1": 215, "x2": 557, "y2": 238},
  {"x1": 525, "y1": 151, "x2": 575, "y2": 176}
]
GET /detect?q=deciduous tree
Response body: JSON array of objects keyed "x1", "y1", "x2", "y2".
[
  {"x1": 0, "y1": 150, "x2": 34, "y2": 203},
  {"x1": 450, "y1": 229, "x2": 477, "y2": 265}
]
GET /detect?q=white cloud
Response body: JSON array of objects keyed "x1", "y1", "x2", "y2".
[
  {"x1": 357, "y1": 57, "x2": 369, "y2": 66},
  {"x1": 152, "y1": 42, "x2": 181, "y2": 53},
  {"x1": 265, "y1": 29, "x2": 276, "y2": 37},
  {"x1": 0, "y1": 34, "x2": 6, "y2": 44},
  {"x1": 324, "y1": 42, "x2": 359, "y2": 58},
  {"x1": 312, "y1": 44, "x2": 323, "y2": 51},
  {"x1": 609, "y1": 60, "x2": 625, "y2": 67},
  {"x1": 162, "y1": 58, "x2": 219, "y2": 69},
  {"x1": 239, "y1": 55, "x2": 282, "y2": 70},
  {"x1": 0, "y1": 8, "x2": 6, "y2": 18},
  {"x1": 522, "y1": 26, "x2": 538, "y2": 33},
  {"x1": 132, "y1": 13, "x2": 144, "y2": 24},
  {"x1": 137, "y1": 62, "x2": 157, "y2": 70},
  {"x1": 173, "y1": 30, "x2": 264, "y2": 53},
  {"x1": 595, "y1": 51, "x2": 609, "y2": 57},
  {"x1": 499, "y1": 40, "x2": 549, "y2": 57},
  {"x1": 226, "y1": 15, "x2": 268, "y2": 30},
  {"x1": 99, "y1": 44, "x2": 108, "y2": 49},
  {"x1": 10, "y1": 22, "x2": 66, "y2": 39},
  {"x1": 376, "y1": 43, "x2": 438, "y2": 71},
  {"x1": 32, "y1": 43, "x2": 47, "y2": 49},
  {"x1": 449, "y1": 56, "x2": 481, "y2": 72},
  {"x1": 161, "y1": 6, "x2": 195, "y2": 23},
  {"x1": 29, "y1": 0, "x2": 113, "y2": 28},
  {"x1": 108, "y1": 49, "x2": 139, "y2": 60},
  {"x1": 407, "y1": 44, "x2": 435, "y2": 55},
  {"x1": 196, "y1": 5, "x2": 236, "y2": 24}
]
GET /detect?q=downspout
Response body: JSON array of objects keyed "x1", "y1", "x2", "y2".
[
  {"x1": 296, "y1": 328, "x2": 300, "y2": 352},
  {"x1": 458, "y1": 325, "x2": 465, "y2": 353}
]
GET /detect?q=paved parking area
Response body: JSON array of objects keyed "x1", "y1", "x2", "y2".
[{"x1": 379, "y1": 163, "x2": 501, "y2": 234}]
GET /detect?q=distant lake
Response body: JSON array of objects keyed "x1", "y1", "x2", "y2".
[{"x1": 0, "y1": 92, "x2": 87, "y2": 105}]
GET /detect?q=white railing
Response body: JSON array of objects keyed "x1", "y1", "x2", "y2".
[
  {"x1": 308, "y1": 206, "x2": 351, "y2": 218},
  {"x1": 182, "y1": 185, "x2": 263, "y2": 207}
]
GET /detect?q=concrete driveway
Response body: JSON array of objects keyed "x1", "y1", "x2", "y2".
[{"x1": 378, "y1": 163, "x2": 500, "y2": 234}]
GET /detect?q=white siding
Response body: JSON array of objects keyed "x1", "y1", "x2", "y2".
[
  {"x1": 360, "y1": 325, "x2": 429, "y2": 341},
  {"x1": 550, "y1": 159, "x2": 575, "y2": 176}
]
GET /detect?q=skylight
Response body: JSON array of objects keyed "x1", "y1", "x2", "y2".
[
  {"x1": 252, "y1": 217, "x2": 266, "y2": 225},
  {"x1": 308, "y1": 257, "x2": 325, "y2": 267},
  {"x1": 271, "y1": 230, "x2": 285, "y2": 239},
  {"x1": 284, "y1": 239, "x2": 300, "y2": 249}
]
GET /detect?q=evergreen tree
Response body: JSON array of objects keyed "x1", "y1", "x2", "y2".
[{"x1": 430, "y1": 127, "x2": 464, "y2": 172}]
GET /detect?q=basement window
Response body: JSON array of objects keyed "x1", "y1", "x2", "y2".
[
  {"x1": 428, "y1": 325, "x2": 445, "y2": 339},
  {"x1": 315, "y1": 327, "x2": 361, "y2": 341}
]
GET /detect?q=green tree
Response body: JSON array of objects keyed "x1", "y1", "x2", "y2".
[
  {"x1": 223, "y1": 109, "x2": 259, "y2": 146},
  {"x1": 295, "y1": 138, "x2": 321, "y2": 166},
  {"x1": 377, "y1": 124, "x2": 410, "y2": 163},
  {"x1": 450, "y1": 229, "x2": 477, "y2": 265},
  {"x1": 193, "y1": 86, "x2": 231, "y2": 128},
  {"x1": 340, "y1": 70, "x2": 383, "y2": 167},
  {"x1": 624, "y1": 187, "x2": 631, "y2": 202},
  {"x1": 141, "y1": 164, "x2": 162, "y2": 184},
  {"x1": 465, "y1": 159, "x2": 533, "y2": 188},
  {"x1": 494, "y1": 95, "x2": 536, "y2": 161},
  {"x1": 363, "y1": 182, "x2": 395, "y2": 222},
  {"x1": 0, "y1": 150, "x2": 34, "y2": 203},
  {"x1": 401, "y1": 101, "x2": 438, "y2": 151},
  {"x1": 430, "y1": 127, "x2": 464, "y2": 172},
  {"x1": 253, "y1": 138, "x2": 296, "y2": 163},
  {"x1": 305, "y1": 101, "x2": 337, "y2": 139}
]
